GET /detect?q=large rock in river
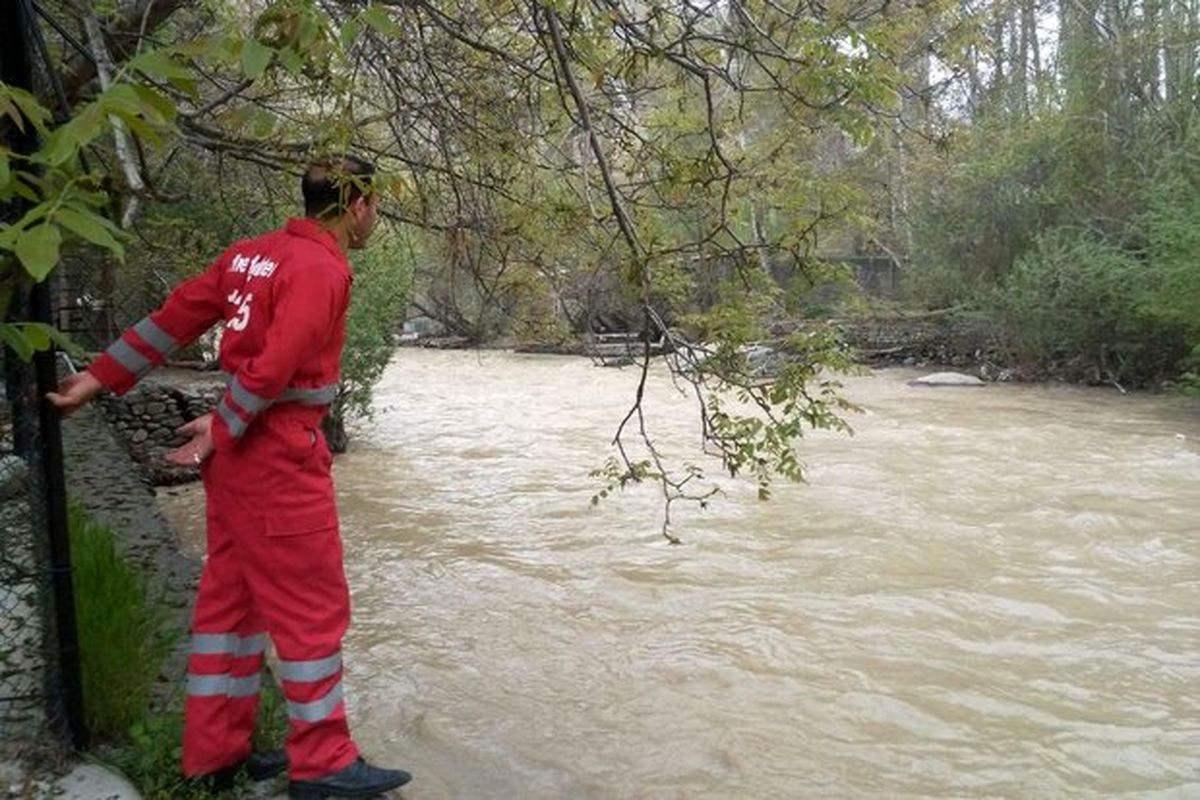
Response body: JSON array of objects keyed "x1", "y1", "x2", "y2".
[{"x1": 908, "y1": 371, "x2": 985, "y2": 387}]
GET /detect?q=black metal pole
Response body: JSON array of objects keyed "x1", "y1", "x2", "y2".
[{"x1": 2, "y1": 0, "x2": 88, "y2": 751}]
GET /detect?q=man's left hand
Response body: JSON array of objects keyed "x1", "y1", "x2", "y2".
[{"x1": 165, "y1": 413, "x2": 215, "y2": 466}]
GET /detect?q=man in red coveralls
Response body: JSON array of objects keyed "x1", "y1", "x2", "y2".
[{"x1": 48, "y1": 156, "x2": 412, "y2": 799}]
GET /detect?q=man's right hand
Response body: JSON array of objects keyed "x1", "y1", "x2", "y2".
[{"x1": 45, "y1": 371, "x2": 104, "y2": 417}]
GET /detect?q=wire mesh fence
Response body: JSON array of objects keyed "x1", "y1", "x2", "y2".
[
  {"x1": 0, "y1": 362, "x2": 49, "y2": 740},
  {"x1": 0, "y1": 256, "x2": 160, "y2": 753},
  {"x1": 0, "y1": 282, "x2": 81, "y2": 749},
  {"x1": 1, "y1": 0, "x2": 86, "y2": 753}
]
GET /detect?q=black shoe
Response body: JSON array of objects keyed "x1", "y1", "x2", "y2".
[
  {"x1": 288, "y1": 757, "x2": 412, "y2": 798},
  {"x1": 192, "y1": 749, "x2": 289, "y2": 793},
  {"x1": 245, "y1": 749, "x2": 289, "y2": 781}
]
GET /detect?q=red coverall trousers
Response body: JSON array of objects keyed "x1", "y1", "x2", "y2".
[
  {"x1": 183, "y1": 406, "x2": 360, "y2": 780},
  {"x1": 88, "y1": 218, "x2": 360, "y2": 780}
]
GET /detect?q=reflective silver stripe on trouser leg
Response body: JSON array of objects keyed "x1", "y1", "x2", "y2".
[
  {"x1": 277, "y1": 652, "x2": 342, "y2": 683},
  {"x1": 190, "y1": 632, "x2": 268, "y2": 657},
  {"x1": 287, "y1": 680, "x2": 345, "y2": 723},
  {"x1": 132, "y1": 317, "x2": 179, "y2": 359},
  {"x1": 187, "y1": 672, "x2": 262, "y2": 698},
  {"x1": 186, "y1": 632, "x2": 265, "y2": 699},
  {"x1": 280, "y1": 651, "x2": 344, "y2": 723}
]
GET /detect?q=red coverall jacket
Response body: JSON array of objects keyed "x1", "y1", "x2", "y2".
[{"x1": 89, "y1": 216, "x2": 350, "y2": 500}]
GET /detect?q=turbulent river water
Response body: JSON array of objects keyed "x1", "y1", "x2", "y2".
[{"x1": 162, "y1": 349, "x2": 1200, "y2": 799}]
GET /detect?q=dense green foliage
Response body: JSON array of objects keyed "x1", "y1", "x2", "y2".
[
  {"x1": 325, "y1": 227, "x2": 415, "y2": 447},
  {"x1": 902, "y1": 0, "x2": 1200, "y2": 387}
]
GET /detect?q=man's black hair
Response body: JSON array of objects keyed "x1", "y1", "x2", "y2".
[{"x1": 302, "y1": 154, "x2": 376, "y2": 219}]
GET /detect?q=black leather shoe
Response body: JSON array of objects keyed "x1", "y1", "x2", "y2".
[
  {"x1": 245, "y1": 749, "x2": 289, "y2": 781},
  {"x1": 192, "y1": 749, "x2": 288, "y2": 793},
  {"x1": 288, "y1": 757, "x2": 412, "y2": 798}
]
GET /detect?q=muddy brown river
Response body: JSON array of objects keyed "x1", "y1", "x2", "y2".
[{"x1": 161, "y1": 349, "x2": 1200, "y2": 799}]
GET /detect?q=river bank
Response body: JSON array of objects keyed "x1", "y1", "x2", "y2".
[
  {"x1": 402, "y1": 309, "x2": 1155, "y2": 390},
  {"x1": 88, "y1": 308, "x2": 1187, "y2": 490}
]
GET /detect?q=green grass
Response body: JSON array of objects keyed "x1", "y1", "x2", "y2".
[
  {"x1": 105, "y1": 679, "x2": 289, "y2": 799},
  {"x1": 253, "y1": 674, "x2": 288, "y2": 752},
  {"x1": 69, "y1": 502, "x2": 177, "y2": 741}
]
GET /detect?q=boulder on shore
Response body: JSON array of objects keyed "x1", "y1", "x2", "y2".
[{"x1": 908, "y1": 371, "x2": 985, "y2": 387}]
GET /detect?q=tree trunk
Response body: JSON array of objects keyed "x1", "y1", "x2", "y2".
[
  {"x1": 322, "y1": 410, "x2": 348, "y2": 455},
  {"x1": 1027, "y1": 0, "x2": 1042, "y2": 106},
  {"x1": 1017, "y1": 0, "x2": 1031, "y2": 115}
]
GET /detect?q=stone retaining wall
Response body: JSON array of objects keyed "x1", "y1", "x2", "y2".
[
  {"x1": 95, "y1": 372, "x2": 225, "y2": 486},
  {"x1": 62, "y1": 405, "x2": 202, "y2": 712}
]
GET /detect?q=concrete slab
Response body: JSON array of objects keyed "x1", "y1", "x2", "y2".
[{"x1": 55, "y1": 763, "x2": 141, "y2": 800}]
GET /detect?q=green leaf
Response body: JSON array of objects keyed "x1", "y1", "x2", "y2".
[
  {"x1": 277, "y1": 47, "x2": 304, "y2": 75},
  {"x1": 99, "y1": 84, "x2": 144, "y2": 119},
  {"x1": 131, "y1": 86, "x2": 179, "y2": 124},
  {"x1": 339, "y1": 18, "x2": 362, "y2": 50},
  {"x1": 44, "y1": 325, "x2": 85, "y2": 358},
  {"x1": 241, "y1": 38, "x2": 273, "y2": 80},
  {"x1": 360, "y1": 7, "x2": 401, "y2": 37},
  {"x1": 14, "y1": 223, "x2": 62, "y2": 280},
  {"x1": 132, "y1": 49, "x2": 195, "y2": 82},
  {"x1": 0, "y1": 323, "x2": 34, "y2": 361},
  {"x1": 0, "y1": 152, "x2": 9, "y2": 191},
  {"x1": 12, "y1": 323, "x2": 80, "y2": 357},
  {"x1": 174, "y1": 34, "x2": 224, "y2": 59},
  {"x1": 20, "y1": 323, "x2": 51, "y2": 351},
  {"x1": 37, "y1": 103, "x2": 105, "y2": 167},
  {"x1": 10, "y1": 176, "x2": 38, "y2": 203},
  {"x1": 120, "y1": 114, "x2": 164, "y2": 148},
  {"x1": 55, "y1": 207, "x2": 125, "y2": 259},
  {"x1": 297, "y1": 14, "x2": 321, "y2": 48},
  {"x1": 247, "y1": 107, "x2": 278, "y2": 138},
  {"x1": 0, "y1": 97, "x2": 22, "y2": 131},
  {"x1": 5, "y1": 86, "x2": 51, "y2": 133},
  {"x1": 38, "y1": 125, "x2": 81, "y2": 167}
]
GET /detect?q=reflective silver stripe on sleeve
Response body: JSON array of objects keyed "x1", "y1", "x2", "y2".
[
  {"x1": 132, "y1": 317, "x2": 178, "y2": 358},
  {"x1": 287, "y1": 680, "x2": 344, "y2": 723},
  {"x1": 220, "y1": 373, "x2": 339, "y2": 407},
  {"x1": 278, "y1": 382, "x2": 339, "y2": 405},
  {"x1": 106, "y1": 339, "x2": 151, "y2": 376},
  {"x1": 216, "y1": 397, "x2": 248, "y2": 439},
  {"x1": 191, "y1": 632, "x2": 268, "y2": 657},
  {"x1": 230, "y1": 375, "x2": 272, "y2": 414},
  {"x1": 277, "y1": 652, "x2": 341, "y2": 683},
  {"x1": 187, "y1": 672, "x2": 262, "y2": 698}
]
